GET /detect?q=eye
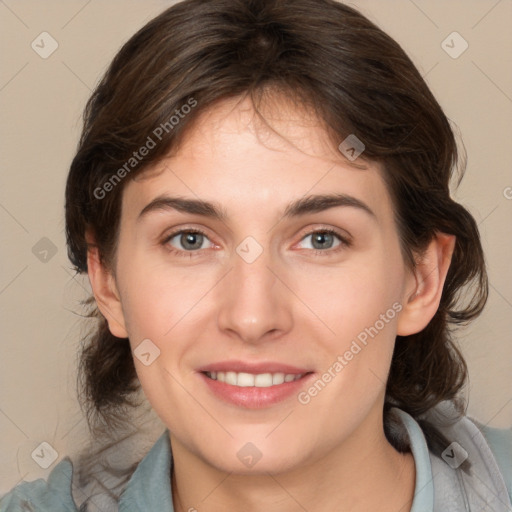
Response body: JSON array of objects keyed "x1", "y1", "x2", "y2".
[
  {"x1": 296, "y1": 229, "x2": 351, "y2": 255},
  {"x1": 162, "y1": 229, "x2": 214, "y2": 255},
  {"x1": 161, "y1": 227, "x2": 351, "y2": 258}
]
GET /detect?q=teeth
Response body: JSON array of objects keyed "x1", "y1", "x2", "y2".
[
  {"x1": 206, "y1": 371, "x2": 304, "y2": 387},
  {"x1": 272, "y1": 373, "x2": 285, "y2": 385},
  {"x1": 225, "y1": 371, "x2": 237, "y2": 385}
]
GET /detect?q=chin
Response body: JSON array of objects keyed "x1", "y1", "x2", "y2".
[{"x1": 197, "y1": 438, "x2": 304, "y2": 476}]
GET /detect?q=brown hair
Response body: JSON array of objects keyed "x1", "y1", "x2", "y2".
[{"x1": 65, "y1": 0, "x2": 487, "y2": 500}]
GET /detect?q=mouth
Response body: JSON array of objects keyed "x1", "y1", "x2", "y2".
[
  {"x1": 203, "y1": 370, "x2": 307, "y2": 387},
  {"x1": 197, "y1": 361, "x2": 314, "y2": 408}
]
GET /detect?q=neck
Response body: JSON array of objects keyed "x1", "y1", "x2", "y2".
[{"x1": 170, "y1": 422, "x2": 416, "y2": 512}]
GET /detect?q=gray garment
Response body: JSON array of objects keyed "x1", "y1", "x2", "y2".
[{"x1": 394, "y1": 401, "x2": 512, "y2": 512}]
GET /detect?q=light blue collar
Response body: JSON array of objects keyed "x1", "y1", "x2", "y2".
[
  {"x1": 119, "y1": 430, "x2": 174, "y2": 511},
  {"x1": 393, "y1": 408, "x2": 435, "y2": 511}
]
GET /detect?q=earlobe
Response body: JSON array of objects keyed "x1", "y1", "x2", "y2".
[
  {"x1": 397, "y1": 232, "x2": 456, "y2": 336},
  {"x1": 85, "y1": 231, "x2": 128, "y2": 339}
]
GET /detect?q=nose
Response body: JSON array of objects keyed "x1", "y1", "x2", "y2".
[{"x1": 216, "y1": 242, "x2": 294, "y2": 345}]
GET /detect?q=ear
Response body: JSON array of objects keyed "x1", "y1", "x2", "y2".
[
  {"x1": 397, "y1": 232, "x2": 456, "y2": 336},
  {"x1": 85, "y1": 230, "x2": 128, "y2": 339}
]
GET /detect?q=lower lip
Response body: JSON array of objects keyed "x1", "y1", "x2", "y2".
[{"x1": 199, "y1": 372, "x2": 314, "y2": 409}]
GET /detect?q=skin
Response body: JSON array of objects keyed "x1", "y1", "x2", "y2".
[{"x1": 87, "y1": 93, "x2": 455, "y2": 511}]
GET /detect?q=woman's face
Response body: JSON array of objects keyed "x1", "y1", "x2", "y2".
[{"x1": 110, "y1": 95, "x2": 416, "y2": 474}]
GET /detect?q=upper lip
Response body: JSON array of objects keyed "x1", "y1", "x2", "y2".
[{"x1": 197, "y1": 360, "x2": 312, "y2": 375}]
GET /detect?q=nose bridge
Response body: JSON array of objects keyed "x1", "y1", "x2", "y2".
[{"x1": 216, "y1": 238, "x2": 292, "y2": 342}]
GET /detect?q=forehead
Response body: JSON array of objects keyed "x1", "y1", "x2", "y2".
[
  {"x1": 123, "y1": 94, "x2": 393, "y2": 225},
  {"x1": 166, "y1": 93, "x2": 363, "y2": 166}
]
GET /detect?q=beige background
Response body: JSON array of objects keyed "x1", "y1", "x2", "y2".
[{"x1": 0, "y1": 0, "x2": 511, "y2": 493}]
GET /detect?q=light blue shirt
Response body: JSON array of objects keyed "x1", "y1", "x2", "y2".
[{"x1": 1, "y1": 408, "x2": 511, "y2": 511}]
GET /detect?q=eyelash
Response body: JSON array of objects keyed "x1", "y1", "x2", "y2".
[{"x1": 161, "y1": 227, "x2": 352, "y2": 258}]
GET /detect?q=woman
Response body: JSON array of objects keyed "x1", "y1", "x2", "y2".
[{"x1": 1, "y1": 0, "x2": 510, "y2": 510}]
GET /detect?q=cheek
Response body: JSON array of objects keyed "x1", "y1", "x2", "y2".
[
  {"x1": 117, "y1": 253, "x2": 215, "y2": 347},
  {"x1": 295, "y1": 253, "x2": 403, "y2": 339}
]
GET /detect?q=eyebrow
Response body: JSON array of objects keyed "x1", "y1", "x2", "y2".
[{"x1": 137, "y1": 193, "x2": 376, "y2": 222}]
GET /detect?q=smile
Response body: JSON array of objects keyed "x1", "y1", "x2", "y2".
[{"x1": 204, "y1": 371, "x2": 305, "y2": 387}]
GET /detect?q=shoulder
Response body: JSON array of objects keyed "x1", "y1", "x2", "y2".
[
  {"x1": 433, "y1": 401, "x2": 512, "y2": 506},
  {"x1": 470, "y1": 417, "x2": 512, "y2": 502},
  {"x1": 0, "y1": 458, "x2": 78, "y2": 512}
]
